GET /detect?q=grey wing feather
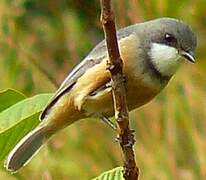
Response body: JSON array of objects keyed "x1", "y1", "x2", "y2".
[{"x1": 40, "y1": 26, "x2": 135, "y2": 120}]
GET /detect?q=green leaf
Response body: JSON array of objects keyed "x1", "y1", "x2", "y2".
[
  {"x1": 0, "y1": 113, "x2": 40, "y2": 163},
  {"x1": 0, "y1": 93, "x2": 52, "y2": 162},
  {"x1": 92, "y1": 167, "x2": 124, "y2": 180},
  {"x1": 0, "y1": 89, "x2": 25, "y2": 112}
]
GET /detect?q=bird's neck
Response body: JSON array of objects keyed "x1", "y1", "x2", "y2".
[{"x1": 148, "y1": 43, "x2": 182, "y2": 77}]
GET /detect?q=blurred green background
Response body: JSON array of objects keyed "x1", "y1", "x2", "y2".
[{"x1": 0, "y1": 0, "x2": 206, "y2": 179}]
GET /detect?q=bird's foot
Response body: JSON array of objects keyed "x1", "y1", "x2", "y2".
[{"x1": 98, "y1": 114, "x2": 117, "y2": 131}]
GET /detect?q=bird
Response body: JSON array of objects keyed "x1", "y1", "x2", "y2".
[{"x1": 5, "y1": 17, "x2": 197, "y2": 172}]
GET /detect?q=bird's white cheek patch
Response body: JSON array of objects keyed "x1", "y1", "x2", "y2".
[{"x1": 149, "y1": 43, "x2": 181, "y2": 76}]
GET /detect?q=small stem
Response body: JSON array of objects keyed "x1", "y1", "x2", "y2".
[{"x1": 100, "y1": 0, "x2": 139, "y2": 179}]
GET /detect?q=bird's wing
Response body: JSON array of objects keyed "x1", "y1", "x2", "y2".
[
  {"x1": 40, "y1": 41, "x2": 108, "y2": 120},
  {"x1": 40, "y1": 26, "x2": 135, "y2": 120}
]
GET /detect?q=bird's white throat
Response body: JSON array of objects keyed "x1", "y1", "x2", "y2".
[{"x1": 149, "y1": 43, "x2": 181, "y2": 76}]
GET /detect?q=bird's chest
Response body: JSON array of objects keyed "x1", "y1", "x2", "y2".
[
  {"x1": 82, "y1": 71, "x2": 163, "y2": 117},
  {"x1": 125, "y1": 73, "x2": 161, "y2": 111}
]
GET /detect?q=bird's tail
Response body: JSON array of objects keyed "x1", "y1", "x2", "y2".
[{"x1": 4, "y1": 125, "x2": 53, "y2": 173}]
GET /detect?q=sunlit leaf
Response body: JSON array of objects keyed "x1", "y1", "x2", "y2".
[
  {"x1": 0, "y1": 89, "x2": 25, "y2": 112},
  {"x1": 92, "y1": 167, "x2": 124, "y2": 180},
  {"x1": 0, "y1": 93, "x2": 52, "y2": 162}
]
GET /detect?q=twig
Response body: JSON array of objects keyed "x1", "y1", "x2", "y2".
[{"x1": 100, "y1": 0, "x2": 139, "y2": 179}]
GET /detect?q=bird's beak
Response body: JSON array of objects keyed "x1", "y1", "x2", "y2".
[{"x1": 180, "y1": 50, "x2": 195, "y2": 63}]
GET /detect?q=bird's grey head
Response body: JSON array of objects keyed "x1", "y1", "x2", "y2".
[{"x1": 140, "y1": 17, "x2": 197, "y2": 77}]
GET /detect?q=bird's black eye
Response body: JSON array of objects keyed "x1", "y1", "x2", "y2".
[{"x1": 164, "y1": 33, "x2": 176, "y2": 43}]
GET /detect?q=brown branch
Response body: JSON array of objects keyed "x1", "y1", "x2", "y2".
[{"x1": 100, "y1": 0, "x2": 139, "y2": 179}]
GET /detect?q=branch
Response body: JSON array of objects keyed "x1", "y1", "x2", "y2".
[{"x1": 100, "y1": 0, "x2": 139, "y2": 179}]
